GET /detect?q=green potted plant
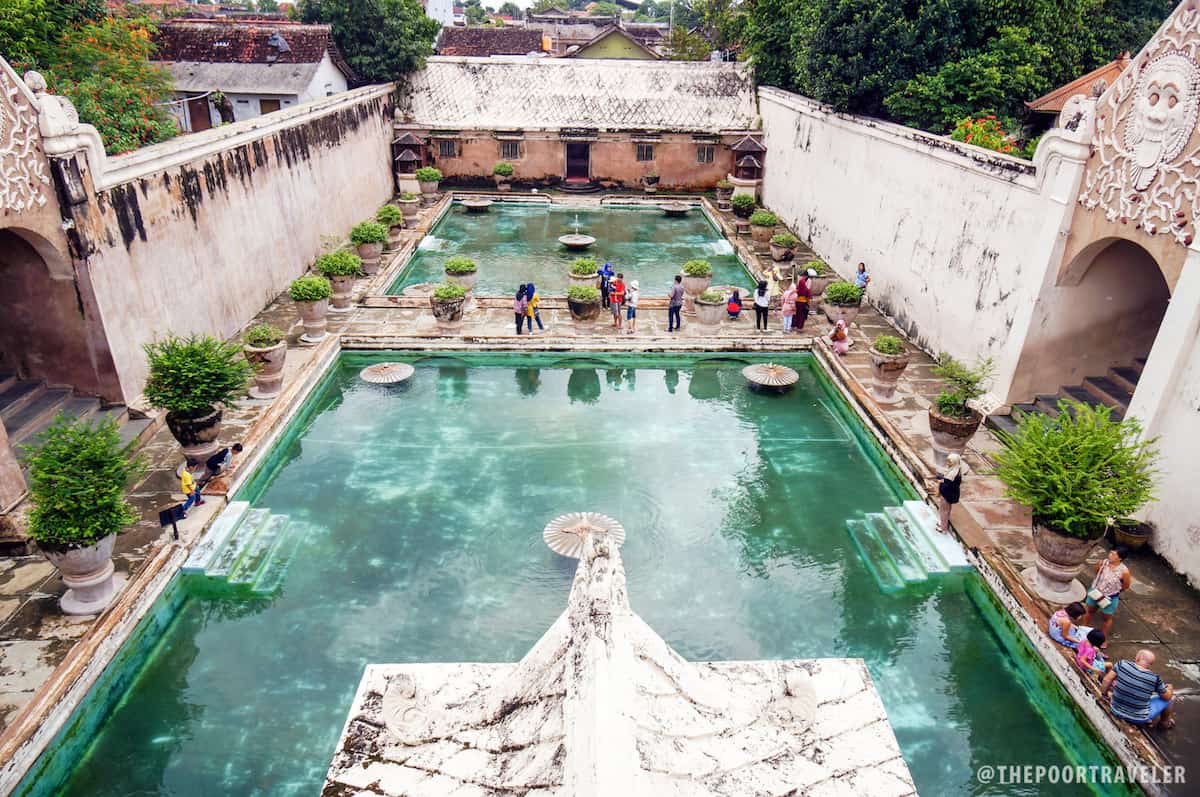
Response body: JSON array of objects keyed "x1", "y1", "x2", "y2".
[
  {"x1": 243, "y1": 323, "x2": 287, "y2": 399},
  {"x1": 289, "y1": 275, "x2": 333, "y2": 342},
  {"x1": 769, "y1": 232, "x2": 799, "y2": 262},
  {"x1": 566, "y1": 284, "x2": 602, "y2": 329},
  {"x1": 928, "y1": 353, "x2": 994, "y2": 466},
  {"x1": 493, "y1": 161, "x2": 514, "y2": 191},
  {"x1": 415, "y1": 166, "x2": 442, "y2": 203},
  {"x1": 801, "y1": 258, "x2": 835, "y2": 297},
  {"x1": 730, "y1": 193, "x2": 756, "y2": 218},
  {"x1": 680, "y1": 259, "x2": 714, "y2": 315},
  {"x1": 569, "y1": 256, "x2": 599, "y2": 288},
  {"x1": 749, "y1": 210, "x2": 778, "y2": 248},
  {"x1": 994, "y1": 401, "x2": 1157, "y2": 602},
  {"x1": 376, "y1": 204, "x2": 404, "y2": 250},
  {"x1": 430, "y1": 282, "x2": 467, "y2": 331},
  {"x1": 316, "y1": 250, "x2": 364, "y2": 312},
  {"x1": 398, "y1": 191, "x2": 421, "y2": 223},
  {"x1": 349, "y1": 221, "x2": 388, "y2": 275},
  {"x1": 144, "y1": 334, "x2": 253, "y2": 465},
  {"x1": 694, "y1": 287, "x2": 726, "y2": 328},
  {"x1": 868, "y1": 333, "x2": 909, "y2": 404},
  {"x1": 444, "y1": 256, "x2": 478, "y2": 303},
  {"x1": 715, "y1": 178, "x2": 734, "y2": 204},
  {"x1": 23, "y1": 414, "x2": 143, "y2": 615},
  {"x1": 642, "y1": 171, "x2": 659, "y2": 193},
  {"x1": 821, "y1": 281, "x2": 863, "y2": 325}
]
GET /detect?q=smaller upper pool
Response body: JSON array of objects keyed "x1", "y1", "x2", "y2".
[{"x1": 387, "y1": 202, "x2": 753, "y2": 296}]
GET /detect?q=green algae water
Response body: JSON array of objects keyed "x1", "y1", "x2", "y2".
[
  {"x1": 387, "y1": 203, "x2": 752, "y2": 295},
  {"x1": 26, "y1": 353, "x2": 1130, "y2": 797}
]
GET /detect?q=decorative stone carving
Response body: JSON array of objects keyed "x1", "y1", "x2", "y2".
[
  {"x1": 22, "y1": 69, "x2": 107, "y2": 181},
  {"x1": 1079, "y1": 6, "x2": 1200, "y2": 246},
  {"x1": 0, "y1": 62, "x2": 51, "y2": 213}
]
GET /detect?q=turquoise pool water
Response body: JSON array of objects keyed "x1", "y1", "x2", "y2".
[
  {"x1": 23, "y1": 353, "x2": 1129, "y2": 796},
  {"x1": 386, "y1": 203, "x2": 753, "y2": 295}
]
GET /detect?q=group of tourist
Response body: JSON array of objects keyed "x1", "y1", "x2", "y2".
[
  {"x1": 512, "y1": 283, "x2": 545, "y2": 335},
  {"x1": 597, "y1": 263, "x2": 640, "y2": 333}
]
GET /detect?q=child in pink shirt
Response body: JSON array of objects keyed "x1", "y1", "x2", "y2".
[{"x1": 1076, "y1": 629, "x2": 1110, "y2": 680}]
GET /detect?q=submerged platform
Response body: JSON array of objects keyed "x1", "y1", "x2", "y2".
[{"x1": 323, "y1": 526, "x2": 915, "y2": 796}]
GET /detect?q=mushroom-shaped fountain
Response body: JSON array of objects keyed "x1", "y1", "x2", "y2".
[
  {"x1": 461, "y1": 198, "x2": 493, "y2": 213},
  {"x1": 360, "y1": 362, "x2": 415, "y2": 386},
  {"x1": 558, "y1": 214, "x2": 596, "y2": 251},
  {"x1": 660, "y1": 201, "x2": 691, "y2": 217},
  {"x1": 543, "y1": 511, "x2": 625, "y2": 558},
  {"x1": 742, "y1": 362, "x2": 799, "y2": 393}
]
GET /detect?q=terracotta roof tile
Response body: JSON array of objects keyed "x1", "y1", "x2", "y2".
[
  {"x1": 1027, "y1": 54, "x2": 1132, "y2": 113},
  {"x1": 152, "y1": 20, "x2": 353, "y2": 80},
  {"x1": 436, "y1": 27, "x2": 545, "y2": 57}
]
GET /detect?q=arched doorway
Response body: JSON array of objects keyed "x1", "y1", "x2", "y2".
[{"x1": 1008, "y1": 238, "x2": 1171, "y2": 407}]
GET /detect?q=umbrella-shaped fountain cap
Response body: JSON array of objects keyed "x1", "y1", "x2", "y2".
[
  {"x1": 461, "y1": 199, "x2": 493, "y2": 213},
  {"x1": 742, "y1": 362, "x2": 799, "y2": 391},
  {"x1": 360, "y1": 362, "x2": 416, "y2": 385},
  {"x1": 543, "y1": 512, "x2": 626, "y2": 558},
  {"x1": 660, "y1": 201, "x2": 691, "y2": 217}
]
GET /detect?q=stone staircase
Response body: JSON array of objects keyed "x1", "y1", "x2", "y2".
[
  {"x1": 0, "y1": 372, "x2": 153, "y2": 458},
  {"x1": 986, "y1": 358, "x2": 1144, "y2": 437},
  {"x1": 845, "y1": 500, "x2": 972, "y2": 593},
  {"x1": 182, "y1": 501, "x2": 305, "y2": 594}
]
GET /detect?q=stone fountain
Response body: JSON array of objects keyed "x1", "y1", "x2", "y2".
[{"x1": 558, "y1": 214, "x2": 596, "y2": 250}]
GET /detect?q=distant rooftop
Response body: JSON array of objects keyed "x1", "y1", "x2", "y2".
[
  {"x1": 1027, "y1": 53, "x2": 1133, "y2": 114},
  {"x1": 436, "y1": 26, "x2": 545, "y2": 57}
]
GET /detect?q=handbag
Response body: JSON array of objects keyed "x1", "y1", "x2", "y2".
[{"x1": 1087, "y1": 588, "x2": 1111, "y2": 609}]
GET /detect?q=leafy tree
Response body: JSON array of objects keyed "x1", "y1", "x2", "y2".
[
  {"x1": 497, "y1": 1, "x2": 523, "y2": 17},
  {"x1": 668, "y1": 26, "x2": 713, "y2": 60},
  {"x1": 591, "y1": 1, "x2": 622, "y2": 15},
  {"x1": 301, "y1": 0, "x2": 440, "y2": 83},
  {"x1": 258, "y1": 0, "x2": 281, "y2": 11},
  {"x1": 743, "y1": 0, "x2": 804, "y2": 90},
  {"x1": 529, "y1": 0, "x2": 568, "y2": 11},
  {"x1": 466, "y1": 3, "x2": 488, "y2": 23}
]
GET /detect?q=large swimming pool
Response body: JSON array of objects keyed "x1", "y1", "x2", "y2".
[
  {"x1": 21, "y1": 353, "x2": 1129, "y2": 796},
  {"x1": 386, "y1": 203, "x2": 753, "y2": 295}
]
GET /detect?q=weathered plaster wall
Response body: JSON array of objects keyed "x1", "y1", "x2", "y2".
[{"x1": 64, "y1": 85, "x2": 395, "y2": 404}]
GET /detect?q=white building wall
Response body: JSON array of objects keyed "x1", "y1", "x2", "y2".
[
  {"x1": 299, "y1": 53, "x2": 350, "y2": 103},
  {"x1": 426, "y1": 0, "x2": 455, "y2": 27}
]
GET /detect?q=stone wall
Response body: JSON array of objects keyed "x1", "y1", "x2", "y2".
[{"x1": 61, "y1": 85, "x2": 395, "y2": 404}]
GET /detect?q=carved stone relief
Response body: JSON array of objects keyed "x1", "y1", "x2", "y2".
[{"x1": 0, "y1": 64, "x2": 51, "y2": 214}]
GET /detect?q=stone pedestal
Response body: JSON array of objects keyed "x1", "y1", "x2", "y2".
[
  {"x1": 0, "y1": 421, "x2": 27, "y2": 512},
  {"x1": 728, "y1": 174, "x2": 760, "y2": 200}
]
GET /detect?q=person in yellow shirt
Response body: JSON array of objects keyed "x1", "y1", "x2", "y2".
[
  {"x1": 524, "y1": 282, "x2": 544, "y2": 333},
  {"x1": 180, "y1": 468, "x2": 203, "y2": 517}
]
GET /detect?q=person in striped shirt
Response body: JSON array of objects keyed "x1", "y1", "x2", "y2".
[{"x1": 1101, "y1": 649, "x2": 1175, "y2": 729}]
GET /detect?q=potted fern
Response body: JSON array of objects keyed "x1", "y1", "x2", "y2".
[
  {"x1": 398, "y1": 191, "x2": 421, "y2": 223},
  {"x1": 569, "y1": 256, "x2": 599, "y2": 288},
  {"x1": 821, "y1": 281, "x2": 863, "y2": 325},
  {"x1": 868, "y1": 334, "x2": 909, "y2": 404},
  {"x1": 769, "y1": 232, "x2": 799, "y2": 262},
  {"x1": 694, "y1": 288, "x2": 726, "y2": 328},
  {"x1": 680, "y1": 259, "x2": 713, "y2": 315},
  {"x1": 376, "y1": 204, "x2": 404, "y2": 250},
  {"x1": 928, "y1": 353, "x2": 994, "y2": 466},
  {"x1": 289, "y1": 275, "x2": 333, "y2": 342},
  {"x1": 715, "y1": 178, "x2": 734, "y2": 205},
  {"x1": 994, "y1": 402, "x2": 1157, "y2": 602},
  {"x1": 493, "y1": 161, "x2": 514, "y2": 191},
  {"x1": 730, "y1": 193, "x2": 756, "y2": 218},
  {"x1": 430, "y1": 282, "x2": 467, "y2": 332},
  {"x1": 144, "y1": 334, "x2": 253, "y2": 465},
  {"x1": 416, "y1": 166, "x2": 442, "y2": 204},
  {"x1": 350, "y1": 221, "x2": 388, "y2": 275},
  {"x1": 24, "y1": 415, "x2": 143, "y2": 615},
  {"x1": 316, "y1": 250, "x2": 364, "y2": 312},
  {"x1": 566, "y1": 284, "x2": 602, "y2": 329},
  {"x1": 749, "y1": 210, "x2": 778, "y2": 249},
  {"x1": 243, "y1": 323, "x2": 287, "y2": 399}
]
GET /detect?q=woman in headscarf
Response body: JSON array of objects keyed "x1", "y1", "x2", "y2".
[
  {"x1": 937, "y1": 453, "x2": 970, "y2": 533},
  {"x1": 514, "y1": 285, "x2": 528, "y2": 336},
  {"x1": 828, "y1": 319, "x2": 851, "y2": 354},
  {"x1": 753, "y1": 280, "x2": 770, "y2": 330},
  {"x1": 780, "y1": 279, "x2": 797, "y2": 332},
  {"x1": 525, "y1": 282, "x2": 544, "y2": 333}
]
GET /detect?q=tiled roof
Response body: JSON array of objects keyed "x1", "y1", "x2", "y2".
[
  {"x1": 399, "y1": 56, "x2": 758, "y2": 132},
  {"x1": 436, "y1": 27, "x2": 545, "y2": 57},
  {"x1": 1027, "y1": 53, "x2": 1132, "y2": 113},
  {"x1": 152, "y1": 20, "x2": 354, "y2": 80},
  {"x1": 565, "y1": 26, "x2": 661, "y2": 59}
]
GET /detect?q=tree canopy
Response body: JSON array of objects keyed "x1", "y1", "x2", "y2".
[{"x1": 300, "y1": 0, "x2": 440, "y2": 83}]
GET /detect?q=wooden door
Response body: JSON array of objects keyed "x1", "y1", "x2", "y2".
[
  {"x1": 565, "y1": 142, "x2": 590, "y2": 179},
  {"x1": 187, "y1": 97, "x2": 212, "y2": 132},
  {"x1": 259, "y1": 98, "x2": 281, "y2": 114}
]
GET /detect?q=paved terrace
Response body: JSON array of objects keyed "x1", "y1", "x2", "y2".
[{"x1": 0, "y1": 193, "x2": 1196, "y2": 793}]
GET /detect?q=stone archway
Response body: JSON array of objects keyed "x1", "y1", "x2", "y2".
[{"x1": 1007, "y1": 236, "x2": 1170, "y2": 402}]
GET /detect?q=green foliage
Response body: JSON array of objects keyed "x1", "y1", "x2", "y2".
[
  {"x1": 591, "y1": 1, "x2": 622, "y2": 15},
  {"x1": 400, "y1": 191, "x2": 420, "y2": 201},
  {"x1": 682, "y1": 259, "x2": 714, "y2": 277},
  {"x1": 993, "y1": 402, "x2": 1157, "y2": 540},
  {"x1": 289, "y1": 275, "x2": 333, "y2": 302},
  {"x1": 315, "y1": 249, "x2": 364, "y2": 277},
  {"x1": 730, "y1": 193, "x2": 756, "y2": 211},
  {"x1": 567, "y1": 284, "x2": 602, "y2": 303},
  {"x1": 24, "y1": 414, "x2": 143, "y2": 547},
  {"x1": 950, "y1": 116, "x2": 1017, "y2": 153},
  {"x1": 497, "y1": 1, "x2": 523, "y2": 17},
  {"x1": 415, "y1": 166, "x2": 443, "y2": 182},
  {"x1": 668, "y1": 25, "x2": 714, "y2": 60},
  {"x1": 872, "y1": 334, "x2": 906, "y2": 355},
  {"x1": 932, "y1": 352, "x2": 994, "y2": 418},
  {"x1": 492, "y1": 161, "x2": 514, "y2": 177},
  {"x1": 570, "y1": 257, "x2": 598, "y2": 276},
  {"x1": 300, "y1": 0, "x2": 439, "y2": 82},
  {"x1": 771, "y1": 232, "x2": 799, "y2": 247},
  {"x1": 258, "y1": 0, "x2": 280, "y2": 10},
  {"x1": 244, "y1": 323, "x2": 285, "y2": 348},
  {"x1": 749, "y1": 210, "x2": 778, "y2": 227},
  {"x1": 823, "y1": 281, "x2": 862, "y2": 306},
  {"x1": 806, "y1": 258, "x2": 831, "y2": 274},
  {"x1": 143, "y1": 334, "x2": 254, "y2": 415},
  {"x1": 715, "y1": 178, "x2": 734, "y2": 190},
  {"x1": 698, "y1": 288, "x2": 725, "y2": 303},
  {"x1": 376, "y1": 204, "x2": 403, "y2": 226},
  {"x1": 350, "y1": 221, "x2": 388, "y2": 245},
  {"x1": 444, "y1": 256, "x2": 477, "y2": 274},
  {"x1": 643, "y1": 171, "x2": 659, "y2": 180},
  {"x1": 432, "y1": 282, "x2": 467, "y2": 301}
]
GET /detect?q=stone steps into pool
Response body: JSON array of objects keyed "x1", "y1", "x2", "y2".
[
  {"x1": 182, "y1": 500, "x2": 304, "y2": 593},
  {"x1": 845, "y1": 500, "x2": 971, "y2": 593}
]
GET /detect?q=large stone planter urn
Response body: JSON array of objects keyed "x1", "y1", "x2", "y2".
[
  {"x1": 430, "y1": 295, "x2": 465, "y2": 332},
  {"x1": 494, "y1": 176, "x2": 512, "y2": 192},
  {"x1": 166, "y1": 408, "x2": 223, "y2": 464},
  {"x1": 927, "y1": 406, "x2": 983, "y2": 467},
  {"x1": 751, "y1": 224, "x2": 774, "y2": 248},
  {"x1": 1023, "y1": 523, "x2": 1099, "y2": 603},
  {"x1": 769, "y1": 241, "x2": 796, "y2": 262},
  {"x1": 568, "y1": 271, "x2": 598, "y2": 289},
  {"x1": 244, "y1": 341, "x2": 287, "y2": 399},
  {"x1": 822, "y1": 301, "x2": 861, "y2": 326},
  {"x1": 399, "y1": 198, "x2": 421, "y2": 223},
  {"x1": 356, "y1": 242, "x2": 383, "y2": 276},
  {"x1": 297, "y1": 298, "x2": 329, "y2": 343},
  {"x1": 386, "y1": 224, "x2": 403, "y2": 251},
  {"x1": 567, "y1": 296, "x2": 602, "y2": 331},
  {"x1": 681, "y1": 274, "x2": 711, "y2": 316},
  {"x1": 419, "y1": 180, "x2": 439, "y2": 205},
  {"x1": 41, "y1": 534, "x2": 122, "y2": 615},
  {"x1": 694, "y1": 296, "x2": 726, "y2": 329},
  {"x1": 808, "y1": 271, "x2": 835, "y2": 298},
  {"x1": 869, "y1": 347, "x2": 910, "y2": 404},
  {"x1": 329, "y1": 274, "x2": 356, "y2": 312}
]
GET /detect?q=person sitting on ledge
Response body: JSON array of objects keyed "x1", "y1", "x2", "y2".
[
  {"x1": 1076, "y1": 628, "x2": 1112, "y2": 680},
  {"x1": 727, "y1": 289, "x2": 742, "y2": 319},
  {"x1": 1102, "y1": 649, "x2": 1175, "y2": 730},
  {"x1": 1048, "y1": 601, "x2": 1088, "y2": 650},
  {"x1": 204, "y1": 442, "x2": 243, "y2": 483}
]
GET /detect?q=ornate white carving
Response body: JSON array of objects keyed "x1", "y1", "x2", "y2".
[
  {"x1": 23, "y1": 70, "x2": 107, "y2": 181},
  {"x1": 1080, "y1": 6, "x2": 1200, "y2": 246},
  {"x1": 0, "y1": 64, "x2": 51, "y2": 213}
]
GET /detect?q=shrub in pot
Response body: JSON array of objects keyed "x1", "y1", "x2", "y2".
[
  {"x1": 144, "y1": 334, "x2": 253, "y2": 466},
  {"x1": 243, "y1": 323, "x2": 287, "y2": 399},
  {"x1": 290, "y1": 275, "x2": 333, "y2": 342},
  {"x1": 444, "y1": 255, "x2": 478, "y2": 304},
  {"x1": 24, "y1": 414, "x2": 143, "y2": 615},
  {"x1": 749, "y1": 210, "x2": 778, "y2": 247},
  {"x1": 415, "y1": 166, "x2": 442, "y2": 203},
  {"x1": 868, "y1": 334, "x2": 909, "y2": 404},
  {"x1": 804, "y1": 259, "x2": 835, "y2": 297},
  {"x1": 994, "y1": 401, "x2": 1157, "y2": 602},
  {"x1": 376, "y1": 204, "x2": 404, "y2": 250},
  {"x1": 821, "y1": 281, "x2": 863, "y2": 325},
  {"x1": 350, "y1": 221, "x2": 388, "y2": 275},
  {"x1": 927, "y1": 353, "x2": 993, "y2": 466},
  {"x1": 642, "y1": 171, "x2": 660, "y2": 194},
  {"x1": 398, "y1": 191, "x2": 421, "y2": 222},
  {"x1": 566, "y1": 284, "x2": 602, "y2": 328},
  {"x1": 694, "y1": 287, "x2": 726, "y2": 327},
  {"x1": 770, "y1": 232, "x2": 799, "y2": 262},
  {"x1": 715, "y1": 178, "x2": 734, "y2": 203},
  {"x1": 430, "y1": 282, "x2": 467, "y2": 331},
  {"x1": 493, "y1": 161, "x2": 514, "y2": 191},
  {"x1": 730, "y1": 193, "x2": 756, "y2": 218},
  {"x1": 680, "y1": 259, "x2": 713, "y2": 315},
  {"x1": 316, "y1": 250, "x2": 364, "y2": 312},
  {"x1": 569, "y1": 256, "x2": 599, "y2": 287}
]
